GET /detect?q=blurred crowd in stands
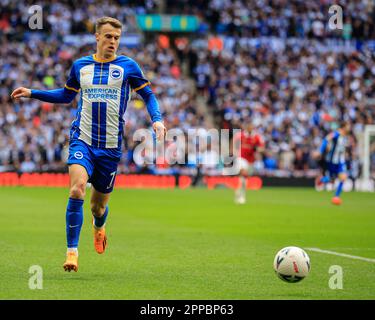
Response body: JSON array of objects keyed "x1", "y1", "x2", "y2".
[
  {"x1": 193, "y1": 37, "x2": 374, "y2": 177},
  {"x1": 168, "y1": 0, "x2": 375, "y2": 40},
  {"x1": 0, "y1": 0, "x2": 374, "y2": 178}
]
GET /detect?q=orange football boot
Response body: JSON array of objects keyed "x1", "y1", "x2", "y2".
[
  {"x1": 63, "y1": 251, "x2": 78, "y2": 272},
  {"x1": 93, "y1": 221, "x2": 107, "y2": 254},
  {"x1": 331, "y1": 196, "x2": 342, "y2": 205}
]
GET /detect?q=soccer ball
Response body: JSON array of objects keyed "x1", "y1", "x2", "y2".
[{"x1": 273, "y1": 246, "x2": 310, "y2": 283}]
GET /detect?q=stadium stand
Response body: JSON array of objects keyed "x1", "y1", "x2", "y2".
[{"x1": 1, "y1": 0, "x2": 374, "y2": 180}]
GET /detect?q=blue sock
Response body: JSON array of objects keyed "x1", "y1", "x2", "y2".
[
  {"x1": 66, "y1": 198, "x2": 84, "y2": 248},
  {"x1": 93, "y1": 206, "x2": 108, "y2": 229},
  {"x1": 335, "y1": 181, "x2": 344, "y2": 197}
]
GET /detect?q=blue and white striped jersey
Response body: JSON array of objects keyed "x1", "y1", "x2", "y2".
[
  {"x1": 323, "y1": 131, "x2": 347, "y2": 165},
  {"x1": 65, "y1": 54, "x2": 155, "y2": 149}
]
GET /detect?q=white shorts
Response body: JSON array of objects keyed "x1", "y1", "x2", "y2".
[{"x1": 234, "y1": 157, "x2": 254, "y2": 175}]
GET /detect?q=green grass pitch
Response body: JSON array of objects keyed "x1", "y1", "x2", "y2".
[{"x1": 0, "y1": 186, "x2": 374, "y2": 300}]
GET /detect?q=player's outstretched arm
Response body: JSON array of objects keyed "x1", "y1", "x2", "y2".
[
  {"x1": 11, "y1": 86, "x2": 77, "y2": 104},
  {"x1": 11, "y1": 62, "x2": 80, "y2": 104}
]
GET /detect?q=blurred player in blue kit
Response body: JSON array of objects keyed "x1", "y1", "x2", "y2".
[{"x1": 316, "y1": 121, "x2": 351, "y2": 205}]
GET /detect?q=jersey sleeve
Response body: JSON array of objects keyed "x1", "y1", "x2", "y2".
[
  {"x1": 30, "y1": 88, "x2": 77, "y2": 104},
  {"x1": 320, "y1": 137, "x2": 328, "y2": 154},
  {"x1": 127, "y1": 59, "x2": 151, "y2": 92},
  {"x1": 64, "y1": 62, "x2": 80, "y2": 93}
]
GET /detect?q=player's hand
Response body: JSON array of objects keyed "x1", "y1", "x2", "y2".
[
  {"x1": 11, "y1": 87, "x2": 31, "y2": 101},
  {"x1": 152, "y1": 121, "x2": 166, "y2": 142}
]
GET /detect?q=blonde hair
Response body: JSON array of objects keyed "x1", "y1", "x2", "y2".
[{"x1": 95, "y1": 17, "x2": 122, "y2": 33}]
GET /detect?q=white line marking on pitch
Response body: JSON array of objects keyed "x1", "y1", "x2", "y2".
[{"x1": 305, "y1": 247, "x2": 375, "y2": 263}]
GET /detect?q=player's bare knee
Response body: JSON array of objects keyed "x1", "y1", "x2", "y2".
[
  {"x1": 69, "y1": 181, "x2": 86, "y2": 199},
  {"x1": 339, "y1": 173, "x2": 347, "y2": 181}
]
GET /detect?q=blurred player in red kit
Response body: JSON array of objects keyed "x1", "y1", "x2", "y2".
[{"x1": 233, "y1": 122, "x2": 265, "y2": 204}]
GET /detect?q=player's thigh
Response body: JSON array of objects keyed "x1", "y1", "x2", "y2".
[
  {"x1": 69, "y1": 164, "x2": 89, "y2": 186},
  {"x1": 67, "y1": 140, "x2": 95, "y2": 198},
  {"x1": 68, "y1": 164, "x2": 89, "y2": 199},
  {"x1": 67, "y1": 139, "x2": 94, "y2": 188}
]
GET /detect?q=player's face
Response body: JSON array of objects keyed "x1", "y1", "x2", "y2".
[
  {"x1": 246, "y1": 123, "x2": 253, "y2": 132},
  {"x1": 96, "y1": 24, "x2": 121, "y2": 58}
]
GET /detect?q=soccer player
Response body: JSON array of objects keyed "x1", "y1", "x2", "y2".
[
  {"x1": 316, "y1": 121, "x2": 351, "y2": 205},
  {"x1": 233, "y1": 122, "x2": 264, "y2": 204},
  {"x1": 11, "y1": 17, "x2": 166, "y2": 272}
]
